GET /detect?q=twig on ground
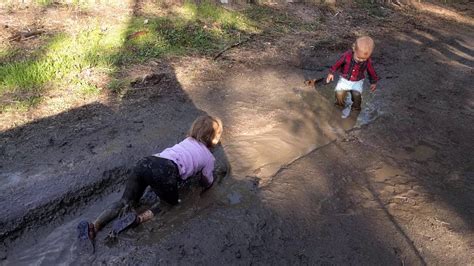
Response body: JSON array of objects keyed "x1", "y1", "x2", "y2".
[
  {"x1": 213, "y1": 34, "x2": 254, "y2": 60},
  {"x1": 8, "y1": 30, "x2": 44, "y2": 42},
  {"x1": 126, "y1": 30, "x2": 149, "y2": 40}
]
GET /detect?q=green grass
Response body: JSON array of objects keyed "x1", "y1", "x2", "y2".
[
  {"x1": 35, "y1": 0, "x2": 55, "y2": 6},
  {"x1": 0, "y1": 26, "x2": 124, "y2": 111},
  {"x1": 0, "y1": 1, "x2": 312, "y2": 113},
  {"x1": 77, "y1": 83, "x2": 102, "y2": 96},
  {"x1": 0, "y1": 28, "x2": 121, "y2": 92},
  {"x1": 355, "y1": 0, "x2": 387, "y2": 17},
  {"x1": 34, "y1": 0, "x2": 91, "y2": 8},
  {"x1": 114, "y1": 1, "x2": 259, "y2": 64},
  {"x1": 107, "y1": 78, "x2": 129, "y2": 94},
  {"x1": 182, "y1": 1, "x2": 257, "y2": 32},
  {"x1": 0, "y1": 47, "x2": 18, "y2": 63},
  {"x1": 243, "y1": 4, "x2": 320, "y2": 33},
  {"x1": 0, "y1": 0, "x2": 126, "y2": 11}
]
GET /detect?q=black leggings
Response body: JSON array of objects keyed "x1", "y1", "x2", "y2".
[
  {"x1": 94, "y1": 156, "x2": 180, "y2": 229},
  {"x1": 123, "y1": 156, "x2": 180, "y2": 205}
]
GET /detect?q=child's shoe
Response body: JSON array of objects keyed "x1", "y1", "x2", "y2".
[
  {"x1": 341, "y1": 106, "x2": 351, "y2": 119},
  {"x1": 107, "y1": 212, "x2": 138, "y2": 240},
  {"x1": 77, "y1": 220, "x2": 95, "y2": 254}
]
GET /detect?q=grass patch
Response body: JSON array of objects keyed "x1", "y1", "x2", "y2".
[
  {"x1": 35, "y1": 0, "x2": 56, "y2": 6},
  {"x1": 107, "y1": 78, "x2": 129, "y2": 94},
  {"x1": 0, "y1": 94, "x2": 42, "y2": 113},
  {"x1": 114, "y1": 1, "x2": 259, "y2": 64},
  {"x1": 0, "y1": 48, "x2": 19, "y2": 64},
  {"x1": 76, "y1": 83, "x2": 102, "y2": 96},
  {"x1": 0, "y1": 29, "x2": 121, "y2": 93},
  {"x1": 181, "y1": 1, "x2": 257, "y2": 33},
  {"x1": 117, "y1": 16, "x2": 243, "y2": 63},
  {"x1": 243, "y1": 4, "x2": 320, "y2": 33},
  {"x1": 0, "y1": 27, "x2": 123, "y2": 111},
  {"x1": 355, "y1": 0, "x2": 386, "y2": 17},
  {"x1": 1, "y1": 1, "x2": 258, "y2": 105},
  {"x1": 0, "y1": 0, "x2": 126, "y2": 10},
  {"x1": 0, "y1": 1, "x2": 274, "y2": 113}
]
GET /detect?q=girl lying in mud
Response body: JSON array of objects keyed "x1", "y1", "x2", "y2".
[{"x1": 77, "y1": 115, "x2": 223, "y2": 252}]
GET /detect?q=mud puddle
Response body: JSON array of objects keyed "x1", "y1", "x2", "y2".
[
  {"x1": 2, "y1": 191, "x2": 122, "y2": 265},
  {"x1": 2, "y1": 79, "x2": 379, "y2": 265},
  {"x1": 3, "y1": 184, "x2": 218, "y2": 265},
  {"x1": 220, "y1": 81, "x2": 377, "y2": 185}
]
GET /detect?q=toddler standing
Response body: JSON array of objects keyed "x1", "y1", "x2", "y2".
[{"x1": 326, "y1": 36, "x2": 380, "y2": 118}]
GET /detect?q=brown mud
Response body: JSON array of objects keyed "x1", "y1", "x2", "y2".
[{"x1": 1, "y1": 2, "x2": 473, "y2": 265}]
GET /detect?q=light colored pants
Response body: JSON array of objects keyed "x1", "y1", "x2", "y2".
[
  {"x1": 334, "y1": 77, "x2": 363, "y2": 110},
  {"x1": 335, "y1": 76, "x2": 364, "y2": 93}
]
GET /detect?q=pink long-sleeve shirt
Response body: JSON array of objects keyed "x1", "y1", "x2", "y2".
[{"x1": 155, "y1": 137, "x2": 215, "y2": 186}]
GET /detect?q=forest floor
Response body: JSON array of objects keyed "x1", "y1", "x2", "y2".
[{"x1": 0, "y1": 0, "x2": 473, "y2": 264}]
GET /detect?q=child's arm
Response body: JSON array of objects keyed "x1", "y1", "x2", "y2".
[
  {"x1": 326, "y1": 52, "x2": 347, "y2": 83},
  {"x1": 367, "y1": 58, "x2": 379, "y2": 92},
  {"x1": 200, "y1": 160, "x2": 215, "y2": 190}
]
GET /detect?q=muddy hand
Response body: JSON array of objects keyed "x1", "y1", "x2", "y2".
[
  {"x1": 304, "y1": 77, "x2": 326, "y2": 87},
  {"x1": 370, "y1": 83, "x2": 377, "y2": 93},
  {"x1": 304, "y1": 79, "x2": 316, "y2": 86},
  {"x1": 326, "y1": 73, "x2": 334, "y2": 84}
]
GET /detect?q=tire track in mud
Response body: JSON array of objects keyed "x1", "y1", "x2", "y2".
[
  {"x1": 0, "y1": 71, "x2": 202, "y2": 245},
  {"x1": 0, "y1": 167, "x2": 128, "y2": 242}
]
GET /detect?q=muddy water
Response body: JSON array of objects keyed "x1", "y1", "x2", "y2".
[
  {"x1": 2, "y1": 192, "x2": 121, "y2": 265},
  {"x1": 3, "y1": 81, "x2": 378, "y2": 265},
  {"x1": 226, "y1": 90, "x2": 335, "y2": 180}
]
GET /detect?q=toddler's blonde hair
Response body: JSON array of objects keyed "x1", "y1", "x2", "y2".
[
  {"x1": 189, "y1": 115, "x2": 223, "y2": 148},
  {"x1": 353, "y1": 36, "x2": 375, "y2": 57}
]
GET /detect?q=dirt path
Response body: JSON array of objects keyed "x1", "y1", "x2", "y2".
[{"x1": 1, "y1": 2, "x2": 473, "y2": 264}]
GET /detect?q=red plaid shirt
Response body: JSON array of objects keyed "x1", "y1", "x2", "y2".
[{"x1": 329, "y1": 50, "x2": 379, "y2": 84}]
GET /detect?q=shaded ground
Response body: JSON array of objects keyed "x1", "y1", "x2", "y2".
[{"x1": 1, "y1": 1, "x2": 473, "y2": 265}]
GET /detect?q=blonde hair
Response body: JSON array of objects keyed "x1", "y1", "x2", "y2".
[
  {"x1": 189, "y1": 115, "x2": 223, "y2": 148},
  {"x1": 353, "y1": 36, "x2": 375, "y2": 57}
]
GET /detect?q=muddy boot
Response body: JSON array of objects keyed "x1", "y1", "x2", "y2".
[
  {"x1": 93, "y1": 200, "x2": 127, "y2": 231},
  {"x1": 335, "y1": 91, "x2": 347, "y2": 108},
  {"x1": 341, "y1": 92, "x2": 353, "y2": 119},
  {"x1": 118, "y1": 203, "x2": 134, "y2": 218},
  {"x1": 106, "y1": 212, "x2": 138, "y2": 240},
  {"x1": 341, "y1": 106, "x2": 351, "y2": 119},
  {"x1": 77, "y1": 220, "x2": 95, "y2": 254},
  {"x1": 350, "y1": 90, "x2": 362, "y2": 111},
  {"x1": 139, "y1": 187, "x2": 159, "y2": 206}
]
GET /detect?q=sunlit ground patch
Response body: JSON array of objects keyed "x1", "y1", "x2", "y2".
[{"x1": 0, "y1": 1, "x2": 265, "y2": 129}]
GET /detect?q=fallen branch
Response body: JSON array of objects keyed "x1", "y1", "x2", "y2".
[
  {"x1": 23, "y1": 30, "x2": 44, "y2": 38},
  {"x1": 213, "y1": 34, "x2": 254, "y2": 60},
  {"x1": 8, "y1": 30, "x2": 44, "y2": 42}
]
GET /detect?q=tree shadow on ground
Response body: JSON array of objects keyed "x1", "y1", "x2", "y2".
[
  {"x1": 368, "y1": 18, "x2": 473, "y2": 230},
  {"x1": 270, "y1": 6, "x2": 473, "y2": 262}
]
